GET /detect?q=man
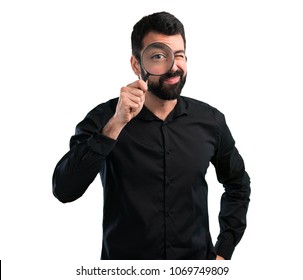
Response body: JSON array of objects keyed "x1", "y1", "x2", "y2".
[{"x1": 52, "y1": 11, "x2": 250, "y2": 260}]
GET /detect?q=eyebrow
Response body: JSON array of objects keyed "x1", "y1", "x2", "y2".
[{"x1": 174, "y1": 50, "x2": 186, "y2": 55}]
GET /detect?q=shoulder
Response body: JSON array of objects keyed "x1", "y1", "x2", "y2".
[
  {"x1": 75, "y1": 97, "x2": 118, "y2": 133},
  {"x1": 86, "y1": 97, "x2": 118, "y2": 118},
  {"x1": 181, "y1": 96, "x2": 229, "y2": 142},
  {"x1": 182, "y1": 96, "x2": 224, "y2": 120},
  {"x1": 181, "y1": 97, "x2": 237, "y2": 149}
]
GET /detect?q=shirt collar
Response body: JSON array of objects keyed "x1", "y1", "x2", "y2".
[{"x1": 136, "y1": 96, "x2": 188, "y2": 122}]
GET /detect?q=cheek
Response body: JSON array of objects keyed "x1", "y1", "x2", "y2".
[{"x1": 179, "y1": 62, "x2": 187, "y2": 74}]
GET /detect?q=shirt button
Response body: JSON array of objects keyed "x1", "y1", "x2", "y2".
[
  {"x1": 166, "y1": 179, "x2": 174, "y2": 186},
  {"x1": 165, "y1": 177, "x2": 171, "y2": 185},
  {"x1": 165, "y1": 210, "x2": 173, "y2": 217}
]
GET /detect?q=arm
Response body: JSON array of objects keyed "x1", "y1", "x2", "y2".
[
  {"x1": 52, "y1": 106, "x2": 117, "y2": 203},
  {"x1": 211, "y1": 111, "x2": 251, "y2": 260},
  {"x1": 52, "y1": 80, "x2": 147, "y2": 203}
]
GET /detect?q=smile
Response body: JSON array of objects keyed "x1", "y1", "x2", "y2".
[{"x1": 163, "y1": 76, "x2": 180, "y2": 84}]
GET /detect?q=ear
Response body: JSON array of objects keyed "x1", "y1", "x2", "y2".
[{"x1": 130, "y1": 55, "x2": 141, "y2": 76}]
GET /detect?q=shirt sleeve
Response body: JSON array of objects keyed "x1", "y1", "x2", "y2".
[
  {"x1": 211, "y1": 110, "x2": 251, "y2": 260},
  {"x1": 52, "y1": 103, "x2": 116, "y2": 203}
]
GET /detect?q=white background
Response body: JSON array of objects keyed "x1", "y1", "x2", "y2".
[{"x1": 0, "y1": 0, "x2": 302, "y2": 279}]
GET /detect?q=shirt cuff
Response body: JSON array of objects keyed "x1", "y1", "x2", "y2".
[
  {"x1": 88, "y1": 131, "x2": 117, "y2": 157},
  {"x1": 215, "y1": 239, "x2": 235, "y2": 260}
]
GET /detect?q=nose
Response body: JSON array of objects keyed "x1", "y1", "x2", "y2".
[{"x1": 170, "y1": 60, "x2": 179, "y2": 72}]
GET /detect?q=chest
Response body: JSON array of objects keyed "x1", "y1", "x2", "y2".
[{"x1": 109, "y1": 117, "x2": 217, "y2": 177}]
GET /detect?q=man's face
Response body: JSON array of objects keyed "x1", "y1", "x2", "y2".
[{"x1": 141, "y1": 32, "x2": 187, "y2": 100}]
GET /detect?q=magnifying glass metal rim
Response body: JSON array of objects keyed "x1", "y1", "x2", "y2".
[{"x1": 140, "y1": 42, "x2": 175, "y2": 81}]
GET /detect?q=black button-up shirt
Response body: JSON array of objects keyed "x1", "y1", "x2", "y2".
[{"x1": 52, "y1": 96, "x2": 250, "y2": 260}]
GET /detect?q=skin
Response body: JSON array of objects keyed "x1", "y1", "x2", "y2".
[
  {"x1": 102, "y1": 32, "x2": 186, "y2": 138},
  {"x1": 102, "y1": 31, "x2": 225, "y2": 260}
]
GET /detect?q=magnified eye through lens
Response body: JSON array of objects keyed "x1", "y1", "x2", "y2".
[{"x1": 141, "y1": 43, "x2": 174, "y2": 78}]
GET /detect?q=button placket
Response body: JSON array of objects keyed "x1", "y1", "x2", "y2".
[{"x1": 161, "y1": 122, "x2": 175, "y2": 257}]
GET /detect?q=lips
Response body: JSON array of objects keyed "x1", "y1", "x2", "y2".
[{"x1": 163, "y1": 76, "x2": 181, "y2": 84}]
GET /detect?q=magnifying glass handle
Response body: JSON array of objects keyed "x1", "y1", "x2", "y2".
[
  {"x1": 138, "y1": 73, "x2": 149, "y2": 82},
  {"x1": 142, "y1": 73, "x2": 150, "y2": 82}
]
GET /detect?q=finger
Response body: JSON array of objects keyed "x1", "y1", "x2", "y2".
[
  {"x1": 119, "y1": 92, "x2": 141, "y2": 108},
  {"x1": 120, "y1": 90, "x2": 144, "y2": 106},
  {"x1": 121, "y1": 86, "x2": 144, "y2": 98},
  {"x1": 128, "y1": 92, "x2": 145, "y2": 104},
  {"x1": 127, "y1": 80, "x2": 148, "y2": 93},
  {"x1": 127, "y1": 100, "x2": 142, "y2": 113}
]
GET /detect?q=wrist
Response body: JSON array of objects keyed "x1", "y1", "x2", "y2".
[{"x1": 102, "y1": 115, "x2": 126, "y2": 140}]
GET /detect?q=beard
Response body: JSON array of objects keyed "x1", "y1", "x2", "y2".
[{"x1": 147, "y1": 69, "x2": 187, "y2": 101}]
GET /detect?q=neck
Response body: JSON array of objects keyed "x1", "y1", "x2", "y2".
[{"x1": 144, "y1": 91, "x2": 178, "y2": 121}]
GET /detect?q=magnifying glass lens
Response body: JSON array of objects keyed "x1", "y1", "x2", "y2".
[{"x1": 141, "y1": 43, "x2": 174, "y2": 76}]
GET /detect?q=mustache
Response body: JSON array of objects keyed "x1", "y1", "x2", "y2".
[{"x1": 162, "y1": 69, "x2": 184, "y2": 79}]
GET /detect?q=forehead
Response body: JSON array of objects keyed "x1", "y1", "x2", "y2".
[{"x1": 142, "y1": 32, "x2": 185, "y2": 52}]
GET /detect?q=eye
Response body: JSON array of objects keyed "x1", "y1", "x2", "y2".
[
  {"x1": 175, "y1": 54, "x2": 186, "y2": 61},
  {"x1": 151, "y1": 53, "x2": 167, "y2": 61}
]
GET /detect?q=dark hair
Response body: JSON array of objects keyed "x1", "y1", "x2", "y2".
[{"x1": 131, "y1": 11, "x2": 186, "y2": 60}]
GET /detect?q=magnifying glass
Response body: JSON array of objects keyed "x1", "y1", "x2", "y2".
[{"x1": 140, "y1": 42, "x2": 175, "y2": 81}]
